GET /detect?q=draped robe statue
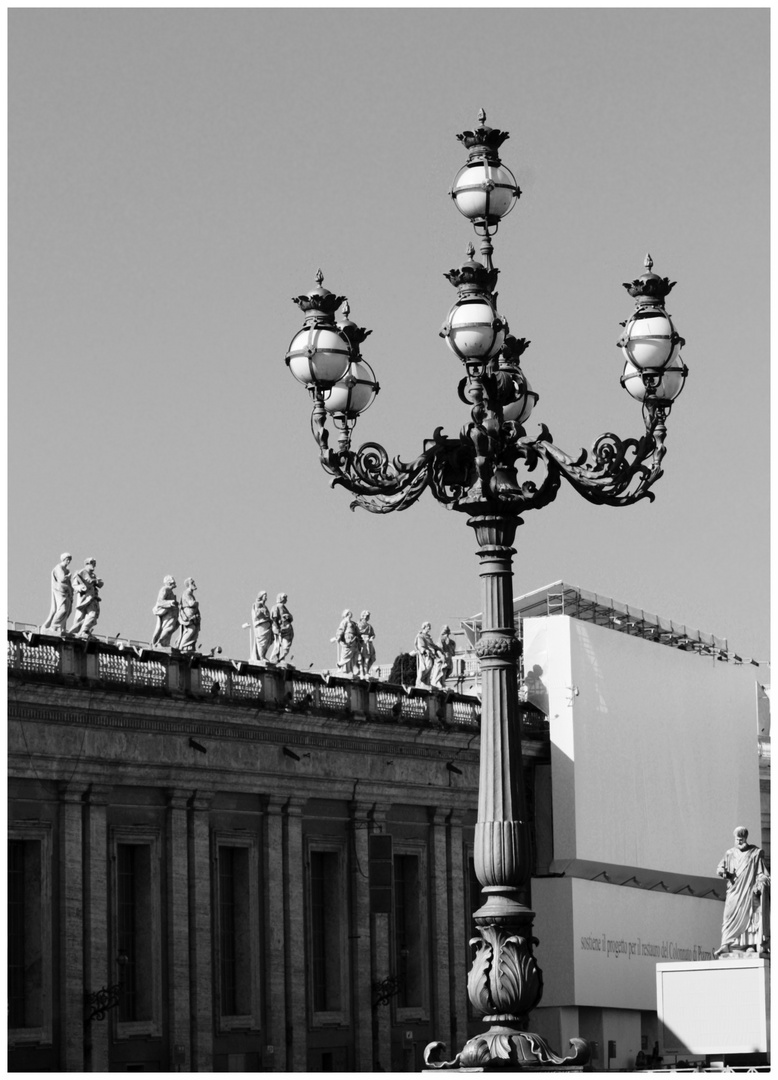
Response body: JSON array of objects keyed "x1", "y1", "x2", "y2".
[
  {"x1": 714, "y1": 826, "x2": 770, "y2": 958},
  {"x1": 151, "y1": 576, "x2": 179, "y2": 648},
  {"x1": 178, "y1": 578, "x2": 201, "y2": 652},
  {"x1": 251, "y1": 591, "x2": 273, "y2": 661},
  {"x1": 335, "y1": 610, "x2": 363, "y2": 674},
  {"x1": 42, "y1": 553, "x2": 73, "y2": 633}
]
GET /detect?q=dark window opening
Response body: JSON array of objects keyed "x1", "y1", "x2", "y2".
[
  {"x1": 310, "y1": 850, "x2": 341, "y2": 1012},
  {"x1": 393, "y1": 854, "x2": 423, "y2": 1008}
]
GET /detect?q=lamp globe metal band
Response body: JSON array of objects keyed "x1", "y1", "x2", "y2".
[
  {"x1": 620, "y1": 355, "x2": 688, "y2": 404},
  {"x1": 502, "y1": 371, "x2": 539, "y2": 425},
  {"x1": 441, "y1": 297, "x2": 507, "y2": 362},
  {"x1": 323, "y1": 358, "x2": 380, "y2": 418}
]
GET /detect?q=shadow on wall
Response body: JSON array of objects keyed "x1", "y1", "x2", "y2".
[{"x1": 522, "y1": 664, "x2": 549, "y2": 716}]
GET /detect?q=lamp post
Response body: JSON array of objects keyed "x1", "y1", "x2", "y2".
[{"x1": 284, "y1": 110, "x2": 687, "y2": 1070}]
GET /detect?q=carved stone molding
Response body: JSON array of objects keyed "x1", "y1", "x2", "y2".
[{"x1": 474, "y1": 635, "x2": 518, "y2": 660}]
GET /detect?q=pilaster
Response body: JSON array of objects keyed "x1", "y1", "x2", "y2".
[
  {"x1": 350, "y1": 801, "x2": 374, "y2": 1070},
  {"x1": 83, "y1": 783, "x2": 112, "y2": 1073},
  {"x1": 283, "y1": 798, "x2": 307, "y2": 1072},
  {"x1": 188, "y1": 790, "x2": 214, "y2": 1072},
  {"x1": 430, "y1": 807, "x2": 452, "y2": 1052},
  {"x1": 58, "y1": 781, "x2": 88, "y2": 1071},
  {"x1": 370, "y1": 804, "x2": 391, "y2": 1072},
  {"x1": 265, "y1": 796, "x2": 287, "y2": 1070},
  {"x1": 446, "y1": 810, "x2": 469, "y2": 1054},
  {"x1": 166, "y1": 789, "x2": 191, "y2": 1072}
]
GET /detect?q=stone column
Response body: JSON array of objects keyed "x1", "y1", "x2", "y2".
[
  {"x1": 429, "y1": 807, "x2": 452, "y2": 1052},
  {"x1": 58, "y1": 781, "x2": 88, "y2": 1071},
  {"x1": 283, "y1": 798, "x2": 306, "y2": 1073},
  {"x1": 166, "y1": 790, "x2": 191, "y2": 1072},
  {"x1": 446, "y1": 810, "x2": 469, "y2": 1054},
  {"x1": 83, "y1": 783, "x2": 112, "y2": 1073},
  {"x1": 264, "y1": 797, "x2": 287, "y2": 1071},
  {"x1": 188, "y1": 791, "x2": 214, "y2": 1072},
  {"x1": 349, "y1": 801, "x2": 373, "y2": 1071}
]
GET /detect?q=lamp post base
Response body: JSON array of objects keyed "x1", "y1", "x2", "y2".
[{"x1": 424, "y1": 1028, "x2": 591, "y2": 1070}]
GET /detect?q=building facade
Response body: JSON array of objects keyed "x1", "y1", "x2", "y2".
[{"x1": 7, "y1": 627, "x2": 551, "y2": 1073}]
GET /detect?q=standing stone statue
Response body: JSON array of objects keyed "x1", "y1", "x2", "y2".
[
  {"x1": 431, "y1": 624, "x2": 457, "y2": 689},
  {"x1": 335, "y1": 610, "x2": 363, "y2": 675},
  {"x1": 415, "y1": 621, "x2": 439, "y2": 689},
  {"x1": 151, "y1": 575, "x2": 179, "y2": 648},
  {"x1": 713, "y1": 826, "x2": 770, "y2": 958},
  {"x1": 251, "y1": 590, "x2": 273, "y2": 661},
  {"x1": 69, "y1": 557, "x2": 104, "y2": 638},
  {"x1": 358, "y1": 610, "x2": 376, "y2": 677},
  {"x1": 42, "y1": 552, "x2": 73, "y2": 633},
  {"x1": 178, "y1": 578, "x2": 201, "y2": 653},
  {"x1": 270, "y1": 592, "x2": 294, "y2": 663}
]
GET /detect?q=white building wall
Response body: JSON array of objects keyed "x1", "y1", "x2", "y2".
[{"x1": 523, "y1": 615, "x2": 762, "y2": 879}]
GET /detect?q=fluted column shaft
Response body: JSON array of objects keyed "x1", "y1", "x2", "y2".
[{"x1": 468, "y1": 515, "x2": 530, "y2": 916}]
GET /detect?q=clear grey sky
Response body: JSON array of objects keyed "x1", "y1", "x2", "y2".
[{"x1": 9, "y1": 8, "x2": 770, "y2": 671}]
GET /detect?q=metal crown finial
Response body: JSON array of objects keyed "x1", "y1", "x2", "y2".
[
  {"x1": 478, "y1": 108, "x2": 487, "y2": 126},
  {"x1": 315, "y1": 268, "x2": 324, "y2": 287},
  {"x1": 644, "y1": 254, "x2": 653, "y2": 273},
  {"x1": 466, "y1": 242, "x2": 475, "y2": 260},
  {"x1": 342, "y1": 300, "x2": 350, "y2": 319}
]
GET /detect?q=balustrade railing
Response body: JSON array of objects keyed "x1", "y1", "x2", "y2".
[{"x1": 6, "y1": 627, "x2": 548, "y2": 738}]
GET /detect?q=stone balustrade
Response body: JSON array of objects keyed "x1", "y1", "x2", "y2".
[{"x1": 6, "y1": 625, "x2": 490, "y2": 732}]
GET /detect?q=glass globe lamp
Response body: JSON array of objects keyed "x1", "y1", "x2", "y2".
[
  {"x1": 451, "y1": 159, "x2": 519, "y2": 226},
  {"x1": 620, "y1": 354, "x2": 687, "y2": 403},
  {"x1": 441, "y1": 296, "x2": 507, "y2": 362},
  {"x1": 286, "y1": 323, "x2": 352, "y2": 389},
  {"x1": 502, "y1": 373, "x2": 539, "y2": 425},
  {"x1": 323, "y1": 359, "x2": 379, "y2": 418},
  {"x1": 619, "y1": 307, "x2": 682, "y2": 372}
]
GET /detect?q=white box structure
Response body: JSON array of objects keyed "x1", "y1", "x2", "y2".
[{"x1": 656, "y1": 959, "x2": 770, "y2": 1054}]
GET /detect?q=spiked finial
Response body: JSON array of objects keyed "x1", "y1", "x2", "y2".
[
  {"x1": 292, "y1": 269, "x2": 346, "y2": 317},
  {"x1": 456, "y1": 111, "x2": 510, "y2": 160},
  {"x1": 622, "y1": 255, "x2": 675, "y2": 305}
]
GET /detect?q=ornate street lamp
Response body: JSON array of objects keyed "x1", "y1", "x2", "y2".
[{"x1": 284, "y1": 109, "x2": 687, "y2": 1070}]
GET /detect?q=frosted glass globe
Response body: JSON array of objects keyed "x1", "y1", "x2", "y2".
[
  {"x1": 451, "y1": 161, "x2": 518, "y2": 223},
  {"x1": 286, "y1": 325, "x2": 351, "y2": 387},
  {"x1": 445, "y1": 299, "x2": 506, "y2": 360},
  {"x1": 620, "y1": 309, "x2": 680, "y2": 371},
  {"x1": 323, "y1": 360, "x2": 378, "y2": 417},
  {"x1": 621, "y1": 355, "x2": 686, "y2": 403}
]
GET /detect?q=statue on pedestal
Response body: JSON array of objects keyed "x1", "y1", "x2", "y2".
[
  {"x1": 251, "y1": 590, "x2": 273, "y2": 661},
  {"x1": 270, "y1": 592, "x2": 294, "y2": 662},
  {"x1": 69, "y1": 557, "x2": 103, "y2": 638},
  {"x1": 178, "y1": 578, "x2": 201, "y2": 653},
  {"x1": 358, "y1": 610, "x2": 376, "y2": 677},
  {"x1": 415, "y1": 621, "x2": 439, "y2": 688},
  {"x1": 42, "y1": 552, "x2": 73, "y2": 633},
  {"x1": 713, "y1": 826, "x2": 770, "y2": 958},
  {"x1": 335, "y1": 610, "x2": 363, "y2": 675},
  {"x1": 151, "y1": 576, "x2": 179, "y2": 648},
  {"x1": 431, "y1": 624, "x2": 456, "y2": 689}
]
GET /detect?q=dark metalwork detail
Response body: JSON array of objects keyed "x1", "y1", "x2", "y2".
[
  {"x1": 84, "y1": 983, "x2": 122, "y2": 1024},
  {"x1": 456, "y1": 108, "x2": 511, "y2": 160},
  {"x1": 424, "y1": 1032, "x2": 591, "y2": 1070},
  {"x1": 622, "y1": 253, "x2": 676, "y2": 303},
  {"x1": 308, "y1": 359, "x2": 667, "y2": 518},
  {"x1": 371, "y1": 975, "x2": 402, "y2": 1008}
]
